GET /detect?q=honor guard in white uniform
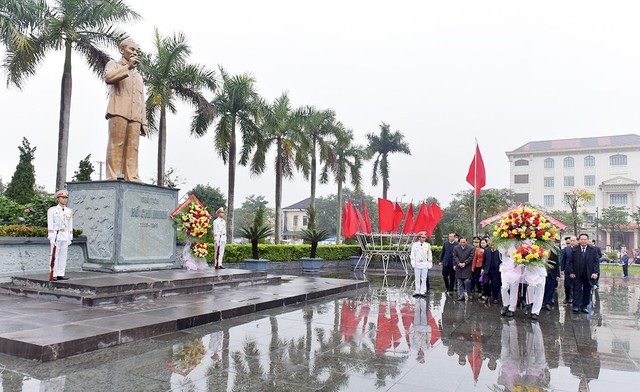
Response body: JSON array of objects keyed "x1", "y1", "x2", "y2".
[
  {"x1": 410, "y1": 232, "x2": 433, "y2": 297},
  {"x1": 47, "y1": 189, "x2": 73, "y2": 280},
  {"x1": 213, "y1": 207, "x2": 226, "y2": 269}
]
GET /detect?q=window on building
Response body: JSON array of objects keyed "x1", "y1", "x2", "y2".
[
  {"x1": 585, "y1": 198, "x2": 595, "y2": 206},
  {"x1": 610, "y1": 193, "x2": 628, "y2": 205},
  {"x1": 610, "y1": 154, "x2": 627, "y2": 166},
  {"x1": 586, "y1": 214, "x2": 595, "y2": 224},
  {"x1": 544, "y1": 158, "x2": 554, "y2": 169},
  {"x1": 544, "y1": 177, "x2": 554, "y2": 187},
  {"x1": 514, "y1": 174, "x2": 529, "y2": 184},
  {"x1": 584, "y1": 155, "x2": 595, "y2": 167},
  {"x1": 293, "y1": 216, "x2": 299, "y2": 226},
  {"x1": 514, "y1": 159, "x2": 529, "y2": 166},
  {"x1": 563, "y1": 157, "x2": 574, "y2": 168},
  {"x1": 584, "y1": 175, "x2": 595, "y2": 186},
  {"x1": 303, "y1": 216, "x2": 308, "y2": 226},
  {"x1": 564, "y1": 176, "x2": 574, "y2": 187},
  {"x1": 543, "y1": 195, "x2": 554, "y2": 207},
  {"x1": 514, "y1": 193, "x2": 529, "y2": 203}
]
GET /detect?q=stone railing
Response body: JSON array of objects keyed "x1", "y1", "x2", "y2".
[{"x1": 0, "y1": 237, "x2": 88, "y2": 282}]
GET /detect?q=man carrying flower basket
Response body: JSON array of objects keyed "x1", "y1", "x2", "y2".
[
  {"x1": 175, "y1": 201, "x2": 212, "y2": 271},
  {"x1": 492, "y1": 207, "x2": 560, "y2": 319}
]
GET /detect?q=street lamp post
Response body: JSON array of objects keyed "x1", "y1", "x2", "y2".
[{"x1": 595, "y1": 207, "x2": 599, "y2": 244}]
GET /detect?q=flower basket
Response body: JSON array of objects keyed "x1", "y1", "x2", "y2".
[
  {"x1": 492, "y1": 207, "x2": 559, "y2": 285},
  {"x1": 173, "y1": 198, "x2": 212, "y2": 271}
]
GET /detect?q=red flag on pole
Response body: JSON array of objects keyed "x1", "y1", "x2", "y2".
[
  {"x1": 402, "y1": 202, "x2": 415, "y2": 234},
  {"x1": 412, "y1": 202, "x2": 429, "y2": 233},
  {"x1": 391, "y1": 202, "x2": 404, "y2": 233},
  {"x1": 361, "y1": 198, "x2": 372, "y2": 234},
  {"x1": 341, "y1": 202, "x2": 349, "y2": 238},
  {"x1": 347, "y1": 199, "x2": 359, "y2": 237},
  {"x1": 355, "y1": 207, "x2": 366, "y2": 234},
  {"x1": 466, "y1": 143, "x2": 486, "y2": 196},
  {"x1": 378, "y1": 198, "x2": 394, "y2": 233},
  {"x1": 425, "y1": 203, "x2": 444, "y2": 237}
]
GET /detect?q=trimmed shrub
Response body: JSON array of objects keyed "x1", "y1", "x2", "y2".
[{"x1": 205, "y1": 244, "x2": 361, "y2": 263}]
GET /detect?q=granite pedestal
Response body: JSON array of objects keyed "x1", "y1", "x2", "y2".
[{"x1": 67, "y1": 181, "x2": 178, "y2": 272}]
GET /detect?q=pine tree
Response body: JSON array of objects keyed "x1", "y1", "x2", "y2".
[
  {"x1": 5, "y1": 138, "x2": 36, "y2": 204},
  {"x1": 72, "y1": 154, "x2": 94, "y2": 181}
]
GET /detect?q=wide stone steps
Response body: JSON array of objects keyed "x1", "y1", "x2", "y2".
[{"x1": 0, "y1": 269, "x2": 280, "y2": 306}]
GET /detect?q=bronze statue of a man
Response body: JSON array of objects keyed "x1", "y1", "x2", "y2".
[{"x1": 104, "y1": 39, "x2": 147, "y2": 182}]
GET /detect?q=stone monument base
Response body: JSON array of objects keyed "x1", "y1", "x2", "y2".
[{"x1": 67, "y1": 181, "x2": 179, "y2": 273}]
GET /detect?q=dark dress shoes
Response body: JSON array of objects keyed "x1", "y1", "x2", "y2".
[
  {"x1": 505, "y1": 310, "x2": 514, "y2": 317},
  {"x1": 581, "y1": 307, "x2": 589, "y2": 314},
  {"x1": 56, "y1": 276, "x2": 68, "y2": 280},
  {"x1": 531, "y1": 313, "x2": 538, "y2": 320},
  {"x1": 500, "y1": 306, "x2": 508, "y2": 316},
  {"x1": 572, "y1": 307, "x2": 580, "y2": 313},
  {"x1": 543, "y1": 304, "x2": 552, "y2": 311}
]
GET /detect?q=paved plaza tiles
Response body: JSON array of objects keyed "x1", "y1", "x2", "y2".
[{"x1": 0, "y1": 271, "x2": 638, "y2": 391}]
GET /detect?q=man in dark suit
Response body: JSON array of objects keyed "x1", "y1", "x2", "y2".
[
  {"x1": 567, "y1": 234, "x2": 600, "y2": 314},
  {"x1": 561, "y1": 236, "x2": 576, "y2": 304},
  {"x1": 440, "y1": 233, "x2": 459, "y2": 295},
  {"x1": 453, "y1": 237, "x2": 474, "y2": 301},
  {"x1": 482, "y1": 239, "x2": 502, "y2": 303}
]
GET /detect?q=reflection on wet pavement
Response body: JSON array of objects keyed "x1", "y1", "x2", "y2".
[{"x1": 0, "y1": 274, "x2": 638, "y2": 391}]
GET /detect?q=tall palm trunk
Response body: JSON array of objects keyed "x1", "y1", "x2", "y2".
[
  {"x1": 157, "y1": 106, "x2": 167, "y2": 187},
  {"x1": 275, "y1": 138, "x2": 283, "y2": 244},
  {"x1": 308, "y1": 139, "x2": 317, "y2": 229},
  {"x1": 381, "y1": 154, "x2": 389, "y2": 200},
  {"x1": 227, "y1": 118, "x2": 236, "y2": 240},
  {"x1": 56, "y1": 41, "x2": 72, "y2": 191},
  {"x1": 336, "y1": 179, "x2": 343, "y2": 244}
]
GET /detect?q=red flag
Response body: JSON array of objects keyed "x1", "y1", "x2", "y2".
[
  {"x1": 466, "y1": 143, "x2": 486, "y2": 196},
  {"x1": 425, "y1": 203, "x2": 444, "y2": 237},
  {"x1": 391, "y1": 202, "x2": 404, "y2": 233},
  {"x1": 361, "y1": 198, "x2": 372, "y2": 234},
  {"x1": 378, "y1": 198, "x2": 394, "y2": 233},
  {"x1": 412, "y1": 202, "x2": 429, "y2": 232},
  {"x1": 341, "y1": 202, "x2": 349, "y2": 238},
  {"x1": 402, "y1": 202, "x2": 415, "y2": 234},
  {"x1": 348, "y1": 199, "x2": 359, "y2": 237},
  {"x1": 355, "y1": 208, "x2": 367, "y2": 234}
]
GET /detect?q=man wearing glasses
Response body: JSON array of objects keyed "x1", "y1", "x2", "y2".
[{"x1": 47, "y1": 190, "x2": 73, "y2": 280}]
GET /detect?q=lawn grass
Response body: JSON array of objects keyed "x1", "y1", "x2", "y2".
[{"x1": 600, "y1": 263, "x2": 640, "y2": 275}]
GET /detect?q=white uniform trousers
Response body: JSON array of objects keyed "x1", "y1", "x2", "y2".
[
  {"x1": 501, "y1": 280, "x2": 519, "y2": 312},
  {"x1": 51, "y1": 240, "x2": 69, "y2": 277},
  {"x1": 527, "y1": 281, "x2": 546, "y2": 315},
  {"x1": 214, "y1": 238, "x2": 226, "y2": 267},
  {"x1": 414, "y1": 267, "x2": 429, "y2": 295}
]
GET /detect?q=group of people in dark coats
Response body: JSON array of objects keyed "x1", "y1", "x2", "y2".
[{"x1": 439, "y1": 231, "x2": 600, "y2": 318}]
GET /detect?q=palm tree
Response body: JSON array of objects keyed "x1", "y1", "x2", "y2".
[
  {"x1": 258, "y1": 93, "x2": 309, "y2": 243},
  {"x1": 205, "y1": 67, "x2": 262, "y2": 239},
  {"x1": 1, "y1": 0, "x2": 140, "y2": 191},
  {"x1": 366, "y1": 122, "x2": 411, "y2": 199},
  {"x1": 302, "y1": 107, "x2": 340, "y2": 229},
  {"x1": 139, "y1": 28, "x2": 217, "y2": 187},
  {"x1": 323, "y1": 126, "x2": 366, "y2": 243}
]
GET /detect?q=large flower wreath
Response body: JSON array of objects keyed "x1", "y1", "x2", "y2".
[
  {"x1": 173, "y1": 199, "x2": 212, "y2": 270},
  {"x1": 491, "y1": 206, "x2": 560, "y2": 285}
]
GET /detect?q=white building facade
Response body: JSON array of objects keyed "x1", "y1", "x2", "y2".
[{"x1": 506, "y1": 134, "x2": 640, "y2": 251}]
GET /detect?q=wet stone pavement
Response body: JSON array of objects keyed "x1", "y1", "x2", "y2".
[{"x1": 0, "y1": 272, "x2": 638, "y2": 392}]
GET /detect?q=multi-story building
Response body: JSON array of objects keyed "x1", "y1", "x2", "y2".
[
  {"x1": 506, "y1": 134, "x2": 640, "y2": 251},
  {"x1": 281, "y1": 198, "x2": 310, "y2": 243}
]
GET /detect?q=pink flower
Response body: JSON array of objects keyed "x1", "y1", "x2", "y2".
[{"x1": 24, "y1": 209, "x2": 30, "y2": 213}]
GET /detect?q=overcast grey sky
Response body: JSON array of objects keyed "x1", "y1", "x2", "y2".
[{"x1": 1, "y1": 0, "x2": 640, "y2": 209}]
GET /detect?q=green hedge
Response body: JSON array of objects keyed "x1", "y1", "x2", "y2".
[
  {"x1": 202, "y1": 244, "x2": 442, "y2": 264},
  {"x1": 204, "y1": 244, "x2": 361, "y2": 263}
]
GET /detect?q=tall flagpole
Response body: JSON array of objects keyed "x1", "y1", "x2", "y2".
[{"x1": 473, "y1": 139, "x2": 477, "y2": 236}]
